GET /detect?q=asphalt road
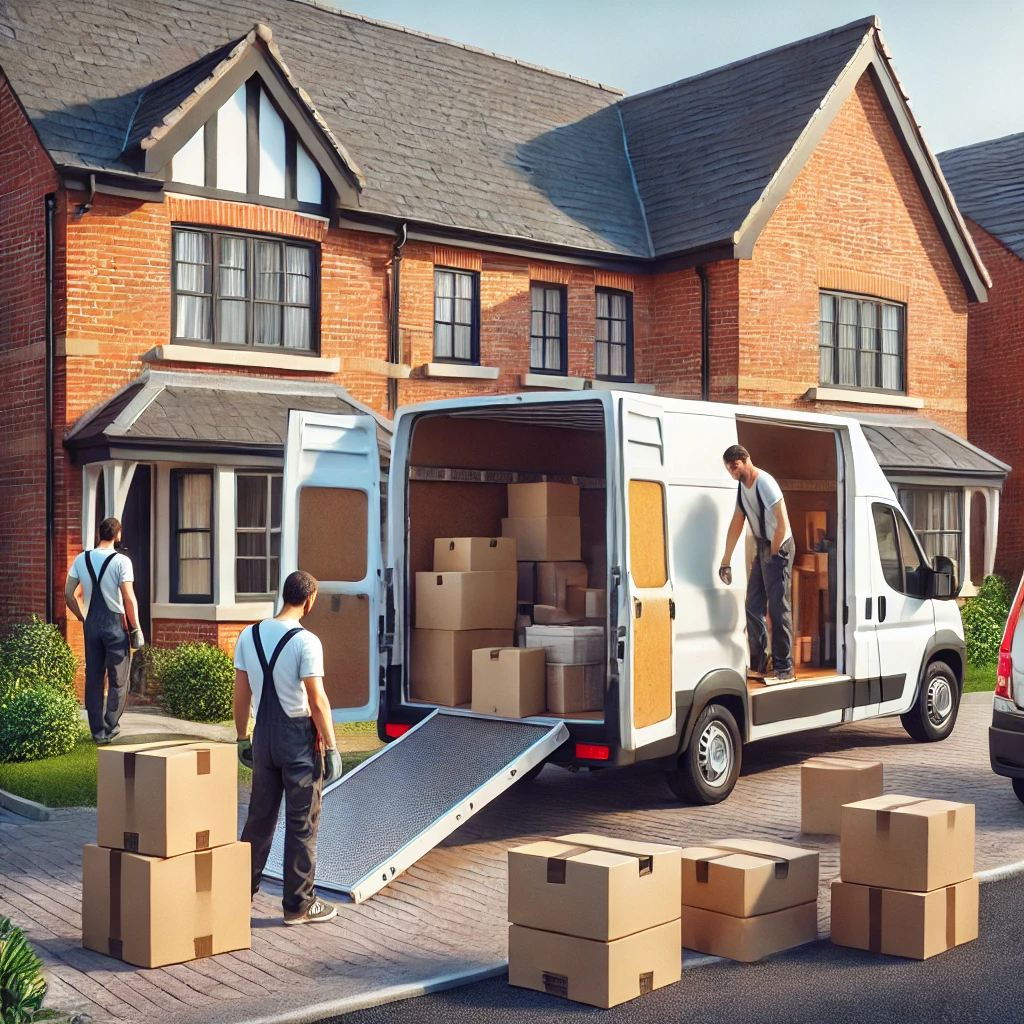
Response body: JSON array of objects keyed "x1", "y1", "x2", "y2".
[{"x1": 329, "y1": 874, "x2": 1024, "y2": 1024}]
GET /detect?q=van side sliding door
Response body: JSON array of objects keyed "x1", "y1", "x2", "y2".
[{"x1": 620, "y1": 399, "x2": 676, "y2": 750}]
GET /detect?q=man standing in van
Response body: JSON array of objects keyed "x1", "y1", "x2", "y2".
[
  {"x1": 719, "y1": 445, "x2": 796, "y2": 686},
  {"x1": 65, "y1": 517, "x2": 144, "y2": 743}
]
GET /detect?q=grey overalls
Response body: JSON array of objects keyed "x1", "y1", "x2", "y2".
[
  {"x1": 83, "y1": 551, "x2": 131, "y2": 739},
  {"x1": 241, "y1": 623, "x2": 324, "y2": 915},
  {"x1": 739, "y1": 479, "x2": 795, "y2": 679}
]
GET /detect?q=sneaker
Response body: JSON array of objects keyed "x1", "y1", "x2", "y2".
[
  {"x1": 94, "y1": 732, "x2": 111, "y2": 745},
  {"x1": 763, "y1": 675, "x2": 797, "y2": 687},
  {"x1": 283, "y1": 898, "x2": 338, "y2": 926},
  {"x1": 747, "y1": 669, "x2": 767, "y2": 680},
  {"x1": 105, "y1": 725, "x2": 121, "y2": 742}
]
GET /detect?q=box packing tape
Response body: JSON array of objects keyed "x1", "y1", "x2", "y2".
[
  {"x1": 873, "y1": 797, "x2": 958, "y2": 836},
  {"x1": 693, "y1": 844, "x2": 791, "y2": 883},
  {"x1": 866, "y1": 885, "x2": 959, "y2": 954},
  {"x1": 541, "y1": 970, "x2": 654, "y2": 1000},
  {"x1": 544, "y1": 843, "x2": 654, "y2": 885}
]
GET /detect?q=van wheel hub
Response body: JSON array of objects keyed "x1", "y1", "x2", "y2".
[
  {"x1": 697, "y1": 722, "x2": 733, "y2": 787},
  {"x1": 926, "y1": 676, "x2": 953, "y2": 725}
]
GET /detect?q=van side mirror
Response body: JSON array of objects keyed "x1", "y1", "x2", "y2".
[{"x1": 929, "y1": 555, "x2": 960, "y2": 600}]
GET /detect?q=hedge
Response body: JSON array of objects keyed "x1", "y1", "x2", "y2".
[
  {"x1": 160, "y1": 642, "x2": 235, "y2": 723},
  {"x1": 961, "y1": 574, "x2": 1011, "y2": 668}
]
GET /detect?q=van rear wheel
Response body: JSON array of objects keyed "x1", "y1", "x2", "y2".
[
  {"x1": 1012, "y1": 778, "x2": 1024, "y2": 806},
  {"x1": 666, "y1": 703, "x2": 741, "y2": 804},
  {"x1": 900, "y1": 661, "x2": 959, "y2": 742}
]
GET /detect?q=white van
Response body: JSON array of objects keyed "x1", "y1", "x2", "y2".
[{"x1": 282, "y1": 389, "x2": 965, "y2": 805}]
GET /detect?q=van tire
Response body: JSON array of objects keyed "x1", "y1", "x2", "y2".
[
  {"x1": 1012, "y1": 778, "x2": 1024, "y2": 805},
  {"x1": 666, "y1": 703, "x2": 741, "y2": 804},
  {"x1": 900, "y1": 660, "x2": 959, "y2": 742}
]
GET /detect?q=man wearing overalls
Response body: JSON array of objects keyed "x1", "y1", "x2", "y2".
[
  {"x1": 718, "y1": 444, "x2": 796, "y2": 686},
  {"x1": 234, "y1": 570, "x2": 343, "y2": 925},
  {"x1": 65, "y1": 517, "x2": 144, "y2": 743}
]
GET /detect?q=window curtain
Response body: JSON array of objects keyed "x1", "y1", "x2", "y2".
[
  {"x1": 175, "y1": 230, "x2": 211, "y2": 341},
  {"x1": 177, "y1": 473, "x2": 212, "y2": 596}
]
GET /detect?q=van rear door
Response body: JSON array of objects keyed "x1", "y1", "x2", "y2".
[
  {"x1": 281, "y1": 411, "x2": 383, "y2": 723},
  {"x1": 620, "y1": 398, "x2": 676, "y2": 749}
]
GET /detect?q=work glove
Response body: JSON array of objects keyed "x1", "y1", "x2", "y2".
[
  {"x1": 129, "y1": 627, "x2": 145, "y2": 650},
  {"x1": 237, "y1": 737, "x2": 254, "y2": 770},
  {"x1": 324, "y1": 747, "x2": 343, "y2": 786},
  {"x1": 718, "y1": 564, "x2": 733, "y2": 586}
]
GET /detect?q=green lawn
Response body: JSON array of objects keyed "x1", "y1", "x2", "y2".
[{"x1": 964, "y1": 662, "x2": 997, "y2": 693}]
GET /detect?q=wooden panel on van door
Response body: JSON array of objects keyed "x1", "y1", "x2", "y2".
[
  {"x1": 633, "y1": 596, "x2": 673, "y2": 729},
  {"x1": 628, "y1": 480, "x2": 667, "y2": 587},
  {"x1": 298, "y1": 487, "x2": 368, "y2": 581},
  {"x1": 300, "y1": 592, "x2": 370, "y2": 710}
]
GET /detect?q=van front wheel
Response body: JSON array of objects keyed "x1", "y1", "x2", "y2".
[
  {"x1": 666, "y1": 704, "x2": 741, "y2": 804},
  {"x1": 900, "y1": 661, "x2": 960, "y2": 742}
]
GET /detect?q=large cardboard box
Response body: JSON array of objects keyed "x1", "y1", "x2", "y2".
[
  {"x1": 680, "y1": 839, "x2": 819, "y2": 917},
  {"x1": 415, "y1": 571, "x2": 517, "y2": 630},
  {"x1": 525, "y1": 624, "x2": 605, "y2": 665},
  {"x1": 535, "y1": 562, "x2": 588, "y2": 610},
  {"x1": 508, "y1": 834, "x2": 681, "y2": 941},
  {"x1": 97, "y1": 742, "x2": 237, "y2": 858},
  {"x1": 410, "y1": 628, "x2": 514, "y2": 706},
  {"x1": 82, "y1": 842, "x2": 251, "y2": 968},
  {"x1": 471, "y1": 647, "x2": 546, "y2": 718},
  {"x1": 566, "y1": 587, "x2": 607, "y2": 619},
  {"x1": 508, "y1": 481, "x2": 580, "y2": 519},
  {"x1": 681, "y1": 901, "x2": 817, "y2": 962},
  {"x1": 508, "y1": 920, "x2": 681, "y2": 1009},
  {"x1": 546, "y1": 664, "x2": 604, "y2": 714},
  {"x1": 830, "y1": 876, "x2": 979, "y2": 960},
  {"x1": 840, "y1": 795, "x2": 975, "y2": 892},
  {"x1": 433, "y1": 537, "x2": 516, "y2": 572},
  {"x1": 801, "y1": 756, "x2": 884, "y2": 835},
  {"x1": 502, "y1": 517, "x2": 581, "y2": 562}
]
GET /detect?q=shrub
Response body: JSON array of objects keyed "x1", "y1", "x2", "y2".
[
  {"x1": 0, "y1": 619, "x2": 77, "y2": 696},
  {"x1": 161, "y1": 642, "x2": 234, "y2": 723},
  {"x1": 0, "y1": 916, "x2": 47, "y2": 1024},
  {"x1": 961, "y1": 574, "x2": 1012, "y2": 668},
  {"x1": 136, "y1": 644, "x2": 172, "y2": 697}
]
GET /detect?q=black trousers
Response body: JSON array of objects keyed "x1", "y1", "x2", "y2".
[
  {"x1": 83, "y1": 617, "x2": 130, "y2": 738},
  {"x1": 241, "y1": 715, "x2": 323, "y2": 913},
  {"x1": 746, "y1": 537, "x2": 796, "y2": 678}
]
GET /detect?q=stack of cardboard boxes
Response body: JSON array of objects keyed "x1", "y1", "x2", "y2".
[
  {"x1": 679, "y1": 839, "x2": 819, "y2": 961},
  {"x1": 507, "y1": 833, "x2": 682, "y2": 1008},
  {"x1": 831, "y1": 795, "x2": 979, "y2": 959},
  {"x1": 82, "y1": 741, "x2": 250, "y2": 968}
]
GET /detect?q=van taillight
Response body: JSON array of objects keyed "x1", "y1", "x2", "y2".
[
  {"x1": 385, "y1": 723, "x2": 411, "y2": 738},
  {"x1": 576, "y1": 743, "x2": 610, "y2": 761},
  {"x1": 995, "y1": 582, "x2": 1024, "y2": 699}
]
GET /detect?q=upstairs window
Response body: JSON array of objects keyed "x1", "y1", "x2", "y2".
[
  {"x1": 595, "y1": 288, "x2": 633, "y2": 381},
  {"x1": 433, "y1": 268, "x2": 479, "y2": 363},
  {"x1": 819, "y1": 291, "x2": 905, "y2": 392},
  {"x1": 530, "y1": 283, "x2": 567, "y2": 374},
  {"x1": 172, "y1": 227, "x2": 318, "y2": 351}
]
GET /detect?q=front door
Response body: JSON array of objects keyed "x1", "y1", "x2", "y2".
[
  {"x1": 119, "y1": 465, "x2": 152, "y2": 638},
  {"x1": 281, "y1": 411, "x2": 383, "y2": 723}
]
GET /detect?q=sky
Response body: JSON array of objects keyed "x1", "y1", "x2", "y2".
[{"x1": 327, "y1": 0, "x2": 1024, "y2": 154}]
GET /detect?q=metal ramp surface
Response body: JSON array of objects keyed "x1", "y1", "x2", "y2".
[{"x1": 262, "y1": 709, "x2": 568, "y2": 903}]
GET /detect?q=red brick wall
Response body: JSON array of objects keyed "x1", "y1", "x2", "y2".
[
  {"x1": 737, "y1": 73, "x2": 970, "y2": 433},
  {"x1": 151, "y1": 618, "x2": 249, "y2": 651},
  {"x1": 964, "y1": 220, "x2": 1024, "y2": 585}
]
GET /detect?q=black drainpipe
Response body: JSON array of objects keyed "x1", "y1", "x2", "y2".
[
  {"x1": 44, "y1": 192, "x2": 56, "y2": 623},
  {"x1": 697, "y1": 264, "x2": 710, "y2": 402},
  {"x1": 387, "y1": 223, "x2": 408, "y2": 413}
]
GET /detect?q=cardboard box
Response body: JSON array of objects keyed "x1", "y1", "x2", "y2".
[
  {"x1": 508, "y1": 834, "x2": 681, "y2": 940},
  {"x1": 97, "y1": 742, "x2": 237, "y2": 858},
  {"x1": 433, "y1": 537, "x2": 516, "y2": 572},
  {"x1": 502, "y1": 517, "x2": 581, "y2": 562},
  {"x1": 840, "y1": 795, "x2": 975, "y2": 893},
  {"x1": 517, "y1": 562, "x2": 536, "y2": 603},
  {"x1": 508, "y1": 481, "x2": 580, "y2": 519},
  {"x1": 680, "y1": 839, "x2": 819, "y2": 917},
  {"x1": 415, "y1": 571, "x2": 517, "y2": 630},
  {"x1": 830, "y1": 876, "x2": 979, "y2": 960},
  {"x1": 471, "y1": 647, "x2": 546, "y2": 718},
  {"x1": 566, "y1": 587, "x2": 607, "y2": 619},
  {"x1": 801, "y1": 756, "x2": 884, "y2": 835},
  {"x1": 525, "y1": 624, "x2": 605, "y2": 664},
  {"x1": 535, "y1": 562, "x2": 588, "y2": 610},
  {"x1": 546, "y1": 663, "x2": 604, "y2": 714},
  {"x1": 532, "y1": 604, "x2": 578, "y2": 625},
  {"x1": 681, "y1": 901, "x2": 817, "y2": 962},
  {"x1": 82, "y1": 842, "x2": 251, "y2": 968},
  {"x1": 409, "y1": 628, "x2": 514, "y2": 706},
  {"x1": 508, "y1": 920, "x2": 681, "y2": 1009}
]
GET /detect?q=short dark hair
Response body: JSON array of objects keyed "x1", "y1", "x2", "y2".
[
  {"x1": 723, "y1": 444, "x2": 750, "y2": 464},
  {"x1": 98, "y1": 517, "x2": 121, "y2": 541},
  {"x1": 282, "y1": 570, "x2": 318, "y2": 607}
]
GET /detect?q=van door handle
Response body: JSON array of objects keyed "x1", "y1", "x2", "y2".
[
  {"x1": 865, "y1": 597, "x2": 872, "y2": 620},
  {"x1": 878, "y1": 596, "x2": 887, "y2": 623}
]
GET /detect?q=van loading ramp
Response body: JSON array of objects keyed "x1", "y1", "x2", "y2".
[{"x1": 262, "y1": 709, "x2": 569, "y2": 903}]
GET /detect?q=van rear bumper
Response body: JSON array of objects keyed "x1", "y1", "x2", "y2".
[{"x1": 990, "y1": 706, "x2": 1024, "y2": 778}]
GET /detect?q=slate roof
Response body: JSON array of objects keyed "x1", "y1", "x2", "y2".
[
  {"x1": 64, "y1": 370, "x2": 391, "y2": 460},
  {"x1": 939, "y1": 133, "x2": 1024, "y2": 261},
  {"x1": 853, "y1": 414, "x2": 1010, "y2": 481}
]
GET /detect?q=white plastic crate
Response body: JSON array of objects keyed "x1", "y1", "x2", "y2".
[{"x1": 524, "y1": 624, "x2": 605, "y2": 665}]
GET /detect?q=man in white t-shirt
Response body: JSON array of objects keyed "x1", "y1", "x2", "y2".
[
  {"x1": 234, "y1": 570, "x2": 343, "y2": 926},
  {"x1": 65, "y1": 517, "x2": 144, "y2": 742},
  {"x1": 719, "y1": 444, "x2": 796, "y2": 685}
]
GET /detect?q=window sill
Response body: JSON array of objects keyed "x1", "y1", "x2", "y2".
[
  {"x1": 422, "y1": 363, "x2": 500, "y2": 380},
  {"x1": 520, "y1": 372, "x2": 586, "y2": 391},
  {"x1": 142, "y1": 344, "x2": 340, "y2": 374},
  {"x1": 802, "y1": 386, "x2": 924, "y2": 410},
  {"x1": 151, "y1": 602, "x2": 275, "y2": 621},
  {"x1": 585, "y1": 379, "x2": 656, "y2": 394}
]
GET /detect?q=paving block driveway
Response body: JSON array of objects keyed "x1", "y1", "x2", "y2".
[{"x1": 2, "y1": 698, "x2": 1022, "y2": 1024}]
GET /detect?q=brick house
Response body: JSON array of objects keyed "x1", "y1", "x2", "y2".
[
  {"x1": 0, "y1": 2, "x2": 1007, "y2": 678},
  {"x1": 939, "y1": 133, "x2": 1024, "y2": 587}
]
